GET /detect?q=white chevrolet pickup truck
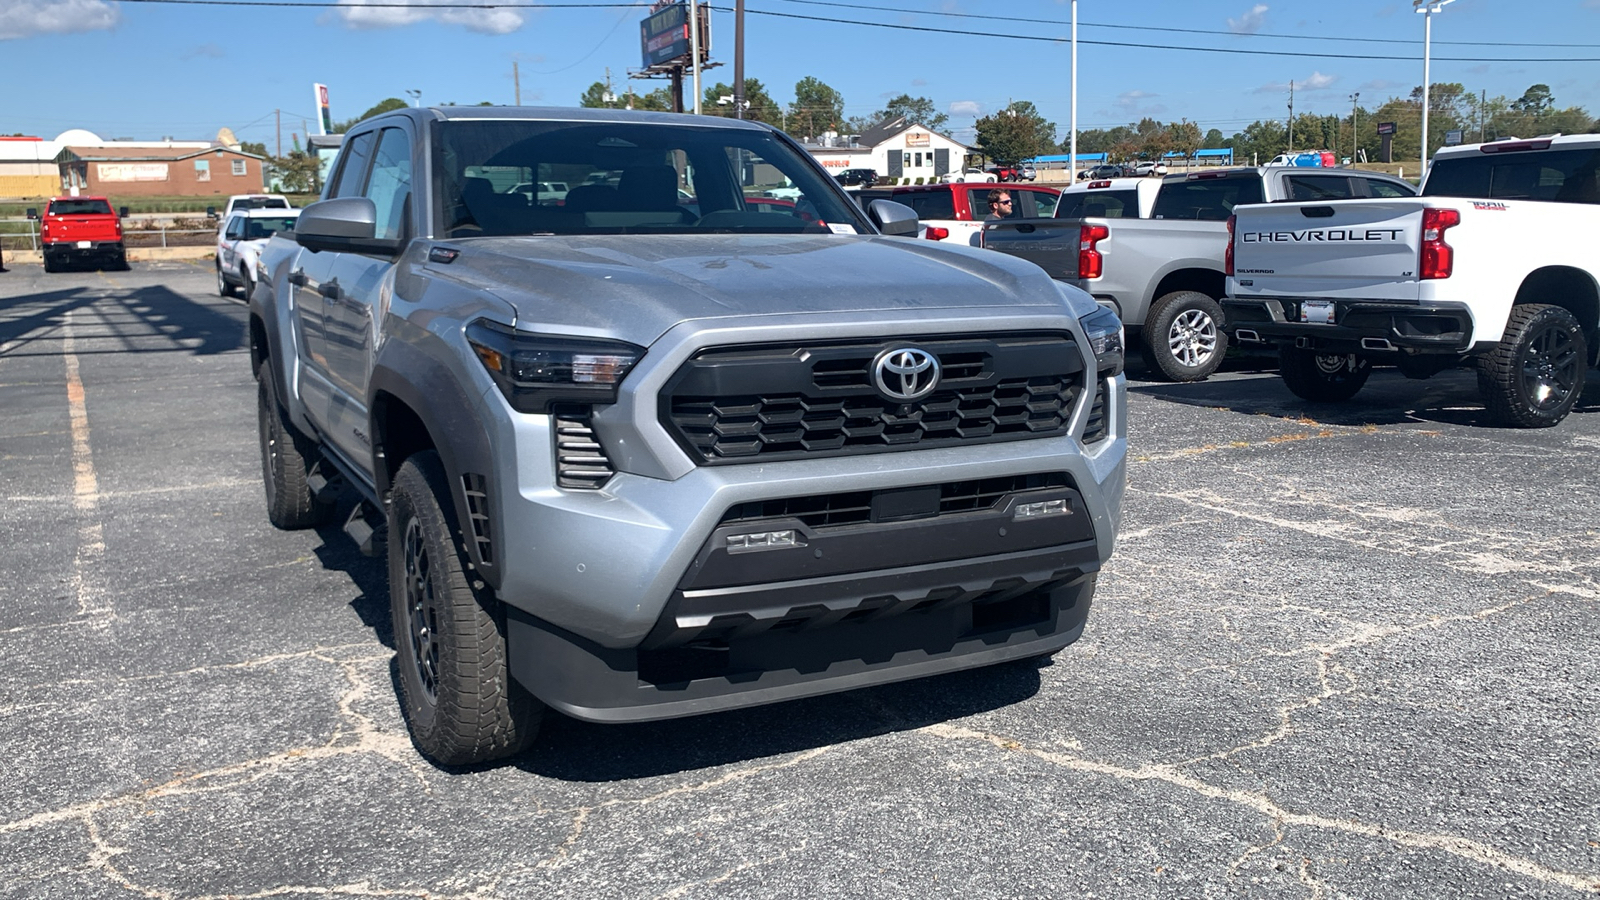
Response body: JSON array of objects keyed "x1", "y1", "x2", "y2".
[{"x1": 1224, "y1": 135, "x2": 1598, "y2": 427}]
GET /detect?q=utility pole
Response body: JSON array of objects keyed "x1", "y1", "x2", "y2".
[
  {"x1": 1070, "y1": 0, "x2": 1078, "y2": 180},
  {"x1": 1350, "y1": 92, "x2": 1360, "y2": 163},
  {"x1": 514, "y1": 61, "x2": 521, "y2": 106},
  {"x1": 1287, "y1": 80, "x2": 1295, "y2": 152},
  {"x1": 1480, "y1": 88, "x2": 1486, "y2": 142},
  {"x1": 733, "y1": 0, "x2": 745, "y2": 119},
  {"x1": 275, "y1": 109, "x2": 281, "y2": 158}
]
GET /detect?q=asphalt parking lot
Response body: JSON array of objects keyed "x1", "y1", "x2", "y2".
[{"x1": 1, "y1": 260, "x2": 1597, "y2": 899}]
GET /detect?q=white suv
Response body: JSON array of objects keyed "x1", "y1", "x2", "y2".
[{"x1": 216, "y1": 207, "x2": 299, "y2": 298}]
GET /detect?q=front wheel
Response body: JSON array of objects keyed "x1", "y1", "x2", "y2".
[
  {"x1": 1142, "y1": 290, "x2": 1227, "y2": 382},
  {"x1": 1279, "y1": 347, "x2": 1372, "y2": 402},
  {"x1": 390, "y1": 451, "x2": 543, "y2": 767},
  {"x1": 1477, "y1": 303, "x2": 1588, "y2": 428}
]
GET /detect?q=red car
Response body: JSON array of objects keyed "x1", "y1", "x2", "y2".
[
  {"x1": 32, "y1": 196, "x2": 128, "y2": 272},
  {"x1": 987, "y1": 165, "x2": 1023, "y2": 182}
]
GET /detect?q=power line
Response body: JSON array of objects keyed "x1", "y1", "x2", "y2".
[{"x1": 767, "y1": 0, "x2": 1600, "y2": 49}]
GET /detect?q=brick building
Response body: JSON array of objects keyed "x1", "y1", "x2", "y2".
[{"x1": 55, "y1": 144, "x2": 266, "y2": 197}]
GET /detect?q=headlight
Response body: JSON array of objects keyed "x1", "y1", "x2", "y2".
[
  {"x1": 466, "y1": 320, "x2": 644, "y2": 414},
  {"x1": 1081, "y1": 305, "x2": 1124, "y2": 378}
]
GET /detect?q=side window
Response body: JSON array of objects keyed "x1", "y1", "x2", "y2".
[
  {"x1": 194, "y1": 159, "x2": 211, "y2": 183},
  {"x1": 225, "y1": 217, "x2": 244, "y2": 240},
  {"x1": 365, "y1": 128, "x2": 414, "y2": 241},
  {"x1": 1288, "y1": 175, "x2": 1354, "y2": 201},
  {"x1": 893, "y1": 190, "x2": 956, "y2": 220},
  {"x1": 1026, "y1": 189, "x2": 1060, "y2": 217},
  {"x1": 231, "y1": 159, "x2": 248, "y2": 177},
  {"x1": 330, "y1": 131, "x2": 377, "y2": 199},
  {"x1": 1365, "y1": 179, "x2": 1414, "y2": 198}
]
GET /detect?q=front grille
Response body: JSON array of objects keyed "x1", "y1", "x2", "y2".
[
  {"x1": 663, "y1": 334, "x2": 1086, "y2": 464},
  {"x1": 1083, "y1": 384, "x2": 1108, "y2": 444},
  {"x1": 718, "y1": 472, "x2": 1073, "y2": 530}
]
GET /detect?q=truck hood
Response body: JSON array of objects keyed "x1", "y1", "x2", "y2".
[{"x1": 429, "y1": 233, "x2": 1086, "y2": 345}]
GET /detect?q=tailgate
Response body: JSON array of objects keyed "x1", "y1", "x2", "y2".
[
  {"x1": 980, "y1": 218, "x2": 1080, "y2": 280},
  {"x1": 1231, "y1": 200, "x2": 1425, "y2": 301},
  {"x1": 48, "y1": 215, "x2": 121, "y2": 242}
]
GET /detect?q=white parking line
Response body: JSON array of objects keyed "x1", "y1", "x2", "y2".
[{"x1": 62, "y1": 311, "x2": 109, "y2": 620}]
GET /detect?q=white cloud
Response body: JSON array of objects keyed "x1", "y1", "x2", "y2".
[
  {"x1": 1115, "y1": 90, "x2": 1157, "y2": 109},
  {"x1": 1255, "y1": 71, "x2": 1339, "y2": 94},
  {"x1": 1228, "y1": 4, "x2": 1269, "y2": 34},
  {"x1": 335, "y1": 0, "x2": 524, "y2": 34},
  {"x1": 948, "y1": 100, "x2": 983, "y2": 117},
  {"x1": 0, "y1": 0, "x2": 118, "y2": 40}
]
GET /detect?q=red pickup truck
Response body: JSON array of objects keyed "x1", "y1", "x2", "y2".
[{"x1": 31, "y1": 196, "x2": 128, "y2": 272}]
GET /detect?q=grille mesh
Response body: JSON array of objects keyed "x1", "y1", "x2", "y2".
[
  {"x1": 554, "y1": 414, "x2": 614, "y2": 489},
  {"x1": 719, "y1": 473, "x2": 1072, "y2": 530}
]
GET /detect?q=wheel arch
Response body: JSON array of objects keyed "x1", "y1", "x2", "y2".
[
  {"x1": 1514, "y1": 266, "x2": 1600, "y2": 366},
  {"x1": 1150, "y1": 266, "x2": 1227, "y2": 305}
]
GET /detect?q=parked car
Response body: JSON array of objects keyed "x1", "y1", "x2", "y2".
[
  {"x1": 981, "y1": 166, "x2": 1419, "y2": 382},
  {"x1": 1129, "y1": 161, "x2": 1169, "y2": 177},
  {"x1": 251, "y1": 105, "x2": 1125, "y2": 766},
  {"x1": 30, "y1": 196, "x2": 128, "y2": 272},
  {"x1": 1079, "y1": 164, "x2": 1125, "y2": 181},
  {"x1": 938, "y1": 168, "x2": 999, "y2": 184},
  {"x1": 834, "y1": 168, "x2": 878, "y2": 186},
  {"x1": 1225, "y1": 133, "x2": 1600, "y2": 427},
  {"x1": 1019, "y1": 165, "x2": 1038, "y2": 181},
  {"x1": 885, "y1": 182, "x2": 1061, "y2": 246},
  {"x1": 215, "y1": 207, "x2": 299, "y2": 298},
  {"x1": 987, "y1": 165, "x2": 1022, "y2": 182},
  {"x1": 1055, "y1": 178, "x2": 1164, "y2": 220}
]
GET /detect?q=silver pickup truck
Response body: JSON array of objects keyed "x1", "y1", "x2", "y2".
[
  {"x1": 250, "y1": 106, "x2": 1127, "y2": 766},
  {"x1": 981, "y1": 167, "x2": 1418, "y2": 381}
]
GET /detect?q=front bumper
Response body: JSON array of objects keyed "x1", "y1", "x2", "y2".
[{"x1": 1223, "y1": 297, "x2": 1475, "y2": 354}]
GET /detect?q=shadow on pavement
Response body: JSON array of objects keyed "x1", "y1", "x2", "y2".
[{"x1": 0, "y1": 281, "x2": 243, "y2": 358}]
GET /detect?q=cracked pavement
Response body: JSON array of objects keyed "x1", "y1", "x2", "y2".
[{"x1": 1, "y1": 262, "x2": 1596, "y2": 899}]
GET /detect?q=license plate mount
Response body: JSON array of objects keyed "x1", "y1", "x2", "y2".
[
  {"x1": 76, "y1": 240, "x2": 92, "y2": 249},
  {"x1": 1300, "y1": 299, "x2": 1336, "y2": 325}
]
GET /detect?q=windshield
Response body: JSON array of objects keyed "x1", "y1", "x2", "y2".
[
  {"x1": 433, "y1": 119, "x2": 867, "y2": 237},
  {"x1": 1151, "y1": 176, "x2": 1263, "y2": 221},
  {"x1": 244, "y1": 216, "x2": 297, "y2": 239},
  {"x1": 49, "y1": 199, "x2": 113, "y2": 216},
  {"x1": 1059, "y1": 190, "x2": 1140, "y2": 219},
  {"x1": 235, "y1": 197, "x2": 289, "y2": 210}
]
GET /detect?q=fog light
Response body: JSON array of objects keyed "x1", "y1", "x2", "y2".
[
  {"x1": 1014, "y1": 499, "x2": 1070, "y2": 520},
  {"x1": 726, "y1": 530, "x2": 801, "y2": 553}
]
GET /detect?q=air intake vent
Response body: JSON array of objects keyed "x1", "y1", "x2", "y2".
[
  {"x1": 460, "y1": 473, "x2": 493, "y2": 565},
  {"x1": 1082, "y1": 386, "x2": 1108, "y2": 444},
  {"x1": 555, "y1": 413, "x2": 614, "y2": 490}
]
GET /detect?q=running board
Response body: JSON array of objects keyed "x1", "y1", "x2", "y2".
[{"x1": 344, "y1": 500, "x2": 387, "y2": 557}]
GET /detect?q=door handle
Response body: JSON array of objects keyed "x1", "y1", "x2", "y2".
[
  {"x1": 287, "y1": 269, "x2": 307, "y2": 286},
  {"x1": 317, "y1": 280, "x2": 342, "y2": 301}
]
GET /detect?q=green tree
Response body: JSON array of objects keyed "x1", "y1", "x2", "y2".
[
  {"x1": 1226, "y1": 119, "x2": 1288, "y2": 166},
  {"x1": 1202, "y1": 128, "x2": 1226, "y2": 149},
  {"x1": 975, "y1": 101, "x2": 1056, "y2": 165},
  {"x1": 240, "y1": 141, "x2": 268, "y2": 157},
  {"x1": 1512, "y1": 84, "x2": 1553, "y2": 115},
  {"x1": 701, "y1": 78, "x2": 780, "y2": 124},
  {"x1": 580, "y1": 81, "x2": 620, "y2": 108},
  {"x1": 874, "y1": 94, "x2": 948, "y2": 133},
  {"x1": 266, "y1": 152, "x2": 322, "y2": 193},
  {"x1": 789, "y1": 76, "x2": 845, "y2": 140},
  {"x1": 330, "y1": 97, "x2": 410, "y2": 133}
]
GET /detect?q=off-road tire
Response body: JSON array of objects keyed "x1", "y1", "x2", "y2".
[
  {"x1": 1142, "y1": 290, "x2": 1227, "y2": 382},
  {"x1": 1279, "y1": 346, "x2": 1372, "y2": 402},
  {"x1": 256, "y1": 362, "x2": 333, "y2": 529},
  {"x1": 389, "y1": 450, "x2": 542, "y2": 767},
  {"x1": 1476, "y1": 303, "x2": 1588, "y2": 429}
]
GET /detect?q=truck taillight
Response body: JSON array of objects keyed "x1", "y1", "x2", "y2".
[
  {"x1": 1419, "y1": 207, "x2": 1460, "y2": 280},
  {"x1": 925, "y1": 226, "x2": 949, "y2": 241},
  {"x1": 1078, "y1": 223, "x2": 1109, "y2": 279},
  {"x1": 1225, "y1": 214, "x2": 1236, "y2": 276}
]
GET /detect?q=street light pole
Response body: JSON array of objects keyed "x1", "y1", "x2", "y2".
[
  {"x1": 1350, "y1": 91, "x2": 1360, "y2": 164},
  {"x1": 1069, "y1": 0, "x2": 1077, "y2": 180},
  {"x1": 688, "y1": 0, "x2": 702, "y2": 115},
  {"x1": 405, "y1": 89, "x2": 421, "y2": 108},
  {"x1": 1415, "y1": 0, "x2": 1456, "y2": 179}
]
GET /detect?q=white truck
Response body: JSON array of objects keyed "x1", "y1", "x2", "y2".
[{"x1": 1224, "y1": 134, "x2": 1599, "y2": 427}]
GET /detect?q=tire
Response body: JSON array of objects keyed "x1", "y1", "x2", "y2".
[
  {"x1": 42, "y1": 253, "x2": 58, "y2": 273},
  {"x1": 389, "y1": 450, "x2": 542, "y2": 767},
  {"x1": 1476, "y1": 303, "x2": 1588, "y2": 428},
  {"x1": 256, "y1": 361, "x2": 333, "y2": 529},
  {"x1": 1141, "y1": 290, "x2": 1227, "y2": 382},
  {"x1": 1278, "y1": 346, "x2": 1372, "y2": 402},
  {"x1": 238, "y1": 264, "x2": 254, "y2": 299},
  {"x1": 217, "y1": 263, "x2": 236, "y2": 298}
]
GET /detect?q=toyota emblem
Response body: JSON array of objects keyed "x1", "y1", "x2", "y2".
[{"x1": 873, "y1": 347, "x2": 940, "y2": 401}]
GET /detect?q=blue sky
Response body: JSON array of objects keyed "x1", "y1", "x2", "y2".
[{"x1": 2, "y1": 0, "x2": 1597, "y2": 150}]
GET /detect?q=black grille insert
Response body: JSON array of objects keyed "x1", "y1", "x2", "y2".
[
  {"x1": 662, "y1": 334, "x2": 1086, "y2": 464},
  {"x1": 719, "y1": 472, "x2": 1072, "y2": 530}
]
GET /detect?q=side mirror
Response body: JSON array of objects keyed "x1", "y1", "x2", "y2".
[
  {"x1": 118, "y1": 206, "x2": 129, "y2": 218},
  {"x1": 206, "y1": 206, "x2": 217, "y2": 219},
  {"x1": 867, "y1": 199, "x2": 920, "y2": 238},
  {"x1": 293, "y1": 197, "x2": 401, "y2": 256},
  {"x1": 26, "y1": 208, "x2": 38, "y2": 220}
]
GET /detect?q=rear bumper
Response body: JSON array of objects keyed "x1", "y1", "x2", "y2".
[
  {"x1": 43, "y1": 240, "x2": 124, "y2": 259},
  {"x1": 1223, "y1": 297, "x2": 1475, "y2": 353}
]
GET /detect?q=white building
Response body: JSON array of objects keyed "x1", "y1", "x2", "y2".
[{"x1": 804, "y1": 116, "x2": 971, "y2": 184}]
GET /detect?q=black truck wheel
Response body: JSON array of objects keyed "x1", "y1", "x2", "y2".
[
  {"x1": 256, "y1": 362, "x2": 333, "y2": 529},
  {"x1": 1279, "y1": 347, "x2": 1372, "y2": 402},
  {"x1": 389, "y1": 450, "x2": 542, "y2": 767},
  {"x1": 1142, "y1": 290, "x2": 1227, "y2": 382},
  {"x1": 1477, "y1": 303, "x2": 1587, "y2": 428}
]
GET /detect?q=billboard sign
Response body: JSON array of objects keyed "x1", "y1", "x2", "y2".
[
  {"x1": 97, "y1": 163, "x2": 169, "y2": 183},
  {"x1": 1445, "y1": 129, "x2": 1463, "y2": 146},
  {"x1": 1376, "y1": 121, "x2": 1396, "y2": 136},
  {"x1": 314, "y1": 83, "x2": 333, "y2": 136},
  {"x1": 640, "y1": 1, "x2": 708, "y2": 69}
]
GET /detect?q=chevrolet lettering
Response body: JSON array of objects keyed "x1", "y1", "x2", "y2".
[{"x1": 1239, "y1": 228, "x2": 1404, "y2": 244}]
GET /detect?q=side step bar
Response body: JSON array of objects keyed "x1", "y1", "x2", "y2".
[{"x1": 344, "y1": 500, "x2": 387, "y2": 557}]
